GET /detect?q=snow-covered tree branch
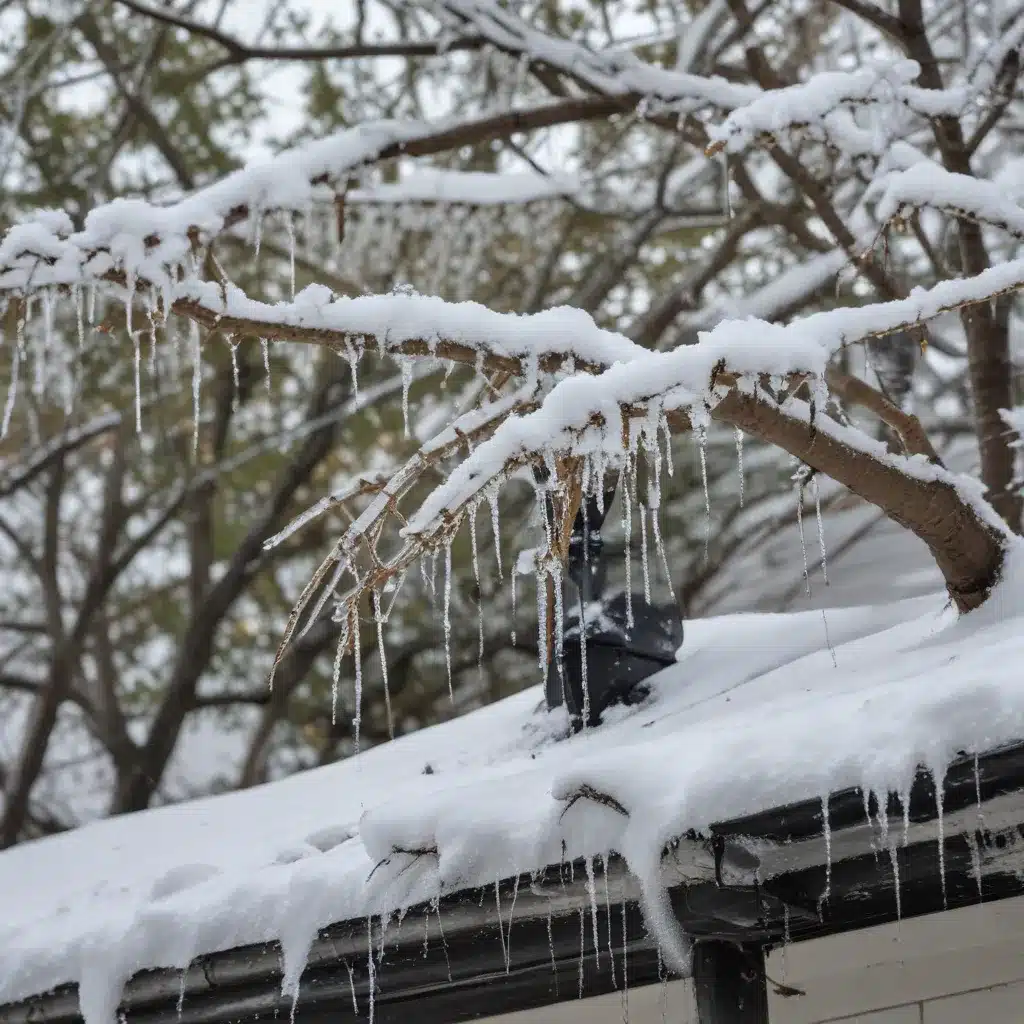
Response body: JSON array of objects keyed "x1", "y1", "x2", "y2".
[{"x1": 2, "y1": 0, "x2": 1024, "y2": 843}]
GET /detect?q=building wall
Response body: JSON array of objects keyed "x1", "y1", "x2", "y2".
[{"x1": 488, "y1": 895, "x2": 1024, "y2": 1023}]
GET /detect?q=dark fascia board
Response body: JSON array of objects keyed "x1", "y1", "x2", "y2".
[{"x1": 3, "y1": 742, "x2": 1024, "y2": 1024}]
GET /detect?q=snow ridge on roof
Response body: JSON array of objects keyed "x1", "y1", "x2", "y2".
[{"x1": 3, "y1": 566, "x2": 1024, "y2": 1023}]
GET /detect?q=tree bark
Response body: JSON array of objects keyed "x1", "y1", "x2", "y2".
[{"x1": 709, "y1": 389, "x2": 1008, "y2": 613}]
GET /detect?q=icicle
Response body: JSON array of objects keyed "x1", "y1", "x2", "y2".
[
  {"x1": 697, "y1": 421, "x2": 710, "y2": 563},
  {"x1": 578, "y1": 906, "x2": 585, "y2": 999},
  {"x1": 261, "y1": 338, "x2": 271, "y2": 393},
  {"x1": 191, "y1": 322, "x2": 201, "y2": 458},
  {"x1": 552, "y1": 564, "x2": 565, "y2": 695},
  {"x1": 495, "y1": 881, "x2": 508, "y2": 972},
  {"x1": 434, "y1": 899, "x2": 452, "y2": 981},
  {"x1": 87, "y1": 283, "x2": 97, "y2": 325},
  {"x1": 797, "y1": 482, "x2": 810, "y2": 597},
  {"x1": 933, "y1": 765, "x2": 947, "y2": 909},
  {"x1": 820, "y1": 795, "x2": 832, "y2": 912},
  {"x1": 345, "y1": 961, "x2": 358, "y2": 1015},
  {"x1": 603, "y1": 856, "x2": 617, "y2": 989},
  {"x1": 888, "y1": 839, "x2": 902, "y2": 924},
  {"x1": 352, "y1": 608, "x2": 363, "y2": 752},
  {"x1": 657, "y1": 946, "x2": 668, "y2": 1024},
  {"x1": 286, "y1": 214, "x2": 296, "y2": 298},
  {"x1": 651, "y1": 510, "x2": 676, "y2": 603},
  {"x1": 469, "y1": 506, "x2": 481, "y2": 587},
  {"x1": 584, "y1": 857, "x2": 601, "y2": 968},
  {"x1": 536, "y1": 569, "x2": 549, "y2": 675},
  {"x1": 579, "y1": 584, "x2": 590, "y2": 725},
  {"x1": 863, "y1": 788, "x2": 878, "y2": 860},
  {"x1": 443, "y1": 540, "x2": 454, "y2": 699},
  {"x1": 547, "y1": 906, "x2": 557, "y2": 983},
  {"x1": 621, "y1": 896, "x2": 629, "y2": 1023},
  {"x1": 149, "y1": 324, "x2": 158, "y2": 381},
  {"x1": 510, "y1": 566, "x2": 517, "y2": 647},
  {"x1": 734, "y1": 427, "x2": 744, "y2": 507},
  {"x1": 74, "y1": 285, "x2": 84, "y2": 352},
  {"x1": 125, "y1": 271, "x2": 136, "y2": 337},
  {"x1": 345, "y1": 342, "x2": 360, "y2": 399},
  {"x1": 229, "y1": 337, "x2": 240, "y2": 409},
  {"x1": 373, "y1": 591, "x2": 393, "y2": 739},
  {"x1": 507, "y1": 873, "x2": 520, "y2": 968},
  {"x1": 621, "y1": 468, "x2": 633, "y2": 629},
  {"x1": 660, "y1": 416, "x2": 674, "y2": 478},
  {"x1": 781, "y1": 905, "x2": 790, "y2": 982},
  {"x1": 974, "y1": 753, "x2": 985, "y2": 829},
  {"x1": 132, "y1": 332, "x2": 142, "y2": 433},
  {"x1": 330, "y1": 618, "x2": 349, "y2": 726},
  {"x1": 639, "y1": 504, "x2": 651, "y2": 605},
  {"x1": 367, "y1": 919, "x2": 376, "y2": 1024},
  {"x1": 2, "y1": 344, "x2": 19, "y2": 439},
  {"x1": 489, "y1": 490, "x2": 503, "y2": 580},
  {"x1": 400, "y1": 358, "x2": 412, "y2": 437},
  {"x1": 812, "y1": 476, "x2": 829, "y2": 585},
  {"x1": 253, "y1": 209, "x2": 263, "y2": 258}
]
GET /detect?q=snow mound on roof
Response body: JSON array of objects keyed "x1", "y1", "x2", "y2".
[{"x1": 3, "y1": 557, "x2": 1024, "y2": 1021}]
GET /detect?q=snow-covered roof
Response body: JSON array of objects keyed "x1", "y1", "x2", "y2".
[{"x1": 3, "y1": 565, "x2": 1024, "y2": 1023}]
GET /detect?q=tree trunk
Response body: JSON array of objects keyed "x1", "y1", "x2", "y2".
[{"x1": 709, "y1": 390, "x2": 1009, "y2": 613}]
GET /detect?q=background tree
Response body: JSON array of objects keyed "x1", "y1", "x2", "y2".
[{"x1": 0, "y1": 0, "x2": 1021, "y2": 844}]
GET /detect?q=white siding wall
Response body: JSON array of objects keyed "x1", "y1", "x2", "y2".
[{"x1": 487, "y1": 896, "x2": 1024, "y2": 1024}]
